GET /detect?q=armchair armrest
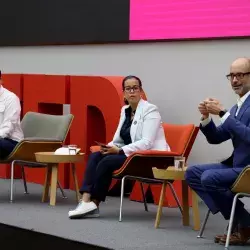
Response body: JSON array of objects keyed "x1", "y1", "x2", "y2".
[
  {"x1": 4, "y1": 140, "x2": 62, "y2": 162},
  {"x1": 113, "y1": 150, "x2": 178, "y2": 178},
  {"x1": 90, "y1": 145, "x2": 101, "y2": 153},
  {"x1": 128, "y1": 150, "x2": 180, "y2": 158},
  {"x1": 231, "y1": 166, "x2": 250, "y2": 194},
  {"x1": 23, "y1": 137, "x2": 62, "y2": 142}
]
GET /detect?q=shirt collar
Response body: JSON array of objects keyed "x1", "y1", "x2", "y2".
[{"x1": 237, "y1": 91, "x2": 250, "y2": 107}]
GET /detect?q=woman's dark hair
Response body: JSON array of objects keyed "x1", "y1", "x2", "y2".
[{"x1": 122, "y1": 75, "x2": 142, "y2": 105}]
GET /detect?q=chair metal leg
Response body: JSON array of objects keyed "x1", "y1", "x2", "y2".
[
  {"x1": 140, "y1": 182, "x2": 148, "y2": 212},
  {"x1": 21, "y1": 167, "x2": 29, "y2": 194},
  {"x1": 57, "y1": 180, "x2": 67, "y2": 199},
  {"x1": 197, "y1": 209, "x2": 211, "y2": 238},
  {"x1": 119, "y1": 176, "x2": 127, "y2": 222},
  {"x1": 167, "y1": 182, "x2": 183, "y2": 214},
  {"x1": 10, "y1": 161, "x2": 16, "y2": 203},
  {"x1": 225, "y1": 194, "x2": 241, "y2": 249}
]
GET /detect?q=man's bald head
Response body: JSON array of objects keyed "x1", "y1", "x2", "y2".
[
  {"x1": 230, "y1": 57, "x2": 250, "y2": 72},
  {"x1": 228, "y1": 57, "x2": 250, "y2": 97}
]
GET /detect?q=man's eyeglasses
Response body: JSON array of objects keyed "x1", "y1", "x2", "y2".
[
  {"x1": 226, "y1": 72, "x2": 250, "y2": 81},
  {"x1": 124, "y1": 86, "x2": 141, "y2": 93}
]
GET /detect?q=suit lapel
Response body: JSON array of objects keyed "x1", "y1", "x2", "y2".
[
  {"x1": 113, "y1": 107, "x2": 126, "y2": 143},
  {"x1": 237, "y1": 95, "x2": 250, "y2": 120},
  {"x1": 230, "y1": 105, "x2": 237, "y2": 118},
  {"x1": 130, "y1": 99, "x2": 144, "y2": 142},
  {"x1": 118, "y1": 111, "x2": 126, "y2": 131}
]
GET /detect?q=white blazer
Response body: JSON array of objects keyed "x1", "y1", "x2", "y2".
[{"x1": 108, "y1": 99, "x2": 170, "y2": 156}]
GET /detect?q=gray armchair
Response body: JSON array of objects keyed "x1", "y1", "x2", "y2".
[{"x1": 0, "y1": 111, "x2": 74, "y2": 202}]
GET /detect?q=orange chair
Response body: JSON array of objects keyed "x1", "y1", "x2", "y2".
[{"x1": 91, "y1": 123, "x2": 199, "y2": 222}]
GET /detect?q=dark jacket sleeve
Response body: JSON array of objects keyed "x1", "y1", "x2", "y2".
[{"x1": 200, "y1": 119, "x2": 231, "y2": 144}]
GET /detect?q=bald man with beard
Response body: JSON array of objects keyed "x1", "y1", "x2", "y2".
[{"x1": 185, "y1": 58, "x2": 250, "y2": 246}]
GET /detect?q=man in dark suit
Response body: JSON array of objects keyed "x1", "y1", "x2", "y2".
[{"x1": 185, "y1": 57, "x2": 250, "y2": 245}]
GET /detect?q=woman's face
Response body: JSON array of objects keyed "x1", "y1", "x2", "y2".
[{"x1": 123, "y1": 78, "x2": 142, "y2": 105}]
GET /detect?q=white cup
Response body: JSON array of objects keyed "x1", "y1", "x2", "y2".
[
  {"x1": 68, "y1": 144, "x2": 77, "y2": 155},
  {"x1": 174, "y1": 156, "x2": 185, "y2": 171}
]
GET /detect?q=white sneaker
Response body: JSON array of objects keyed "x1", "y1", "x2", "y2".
[
  {"x1": 68, "y1": 200, "x2": 97, "y2": 219},
  {"x1": 85, "y1": 207, "x2": 100, "y2": 218}
]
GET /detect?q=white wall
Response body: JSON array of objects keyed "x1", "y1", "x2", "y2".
[{"x1": 0, "y1": 39, "x2": 249, "y2": 165}]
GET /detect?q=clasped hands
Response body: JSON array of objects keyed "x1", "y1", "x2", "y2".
[
  {"x1": 198, "y1": 98, "x2": 225, "y2": 118},
  {"x1": 100, "y1": 145, "x2": 120, "y2": 155}
]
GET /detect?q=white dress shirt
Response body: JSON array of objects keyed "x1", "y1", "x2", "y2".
[
  {"x1": 201, "y1": 91, "x2": 250, "y2": 127},
  {"x1": 235, "y1": 90, "x2": 250, "y2": 116},
  {"x1": 0, "y1": 86, "x2": 24, "y2": 142}
]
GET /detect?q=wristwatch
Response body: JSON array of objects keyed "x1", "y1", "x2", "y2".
[{"x1": 219, "y1": 109, "x2": 227, "y2": 118}]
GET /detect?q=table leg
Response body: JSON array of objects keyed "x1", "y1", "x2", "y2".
[
  {"x1": 155, "y1": 181, "x2": 167, "y2": 228},
  {"x1": 182, "y1": 180, "x2": 189, "y2": 226},
  {"x1": 42, "y1": 166, "x2": 52, "y2": 202},
  {"x1": 71, "y1": 163, "x2": 81, "y2": 202},
  {"x1": 50, "y1": 164, "x2": 58, "y2": 206},
  {"x1": 191, "y1": 190, "x2": 200, "y2": 231}
]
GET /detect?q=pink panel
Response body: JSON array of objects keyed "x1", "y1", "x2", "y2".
[{"x1": 130, "y1": 0, "x2": 250, "y2": 40}]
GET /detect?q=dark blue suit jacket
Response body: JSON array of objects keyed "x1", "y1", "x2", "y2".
[{"x1": 200, "y1": 95, "x2": 250, "y2": 168}]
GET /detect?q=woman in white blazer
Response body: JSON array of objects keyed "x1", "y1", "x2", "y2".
[{"x1": 68, "y1": 75, "x2": 170, "y2": 219}]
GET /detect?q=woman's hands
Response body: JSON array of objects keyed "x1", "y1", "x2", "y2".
[{"x1": 101, "y1": 145, "x2": 120, "y2": 155}]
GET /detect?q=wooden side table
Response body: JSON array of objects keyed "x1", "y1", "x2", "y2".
[
  {"x1": 35, "y1": 152, "x2": 84, "y2": 206},
  {"x1": 152, "y1": 166, "x2": 200, "y2": 231}
]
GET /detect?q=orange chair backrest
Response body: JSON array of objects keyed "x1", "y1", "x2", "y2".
[{"x1": 163, "y1": 123, "x2": 198, "y2": 157}]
